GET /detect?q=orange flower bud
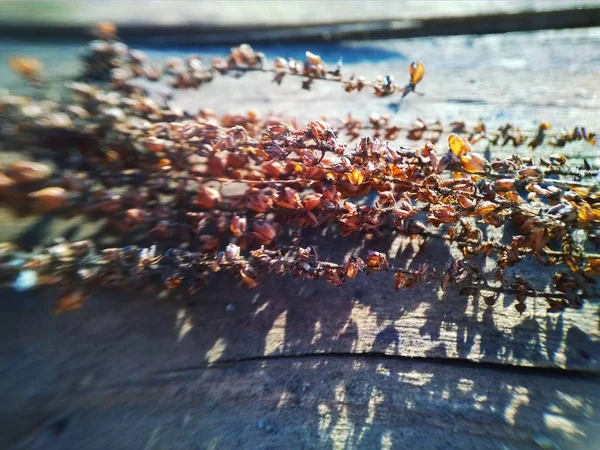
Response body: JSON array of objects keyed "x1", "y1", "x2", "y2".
[
  {"x1": 460, "y1": 153, "x2": 486, "y2": 173},
  {"x1": 9, "y1": 161, "x2": 52, "y2": 183},
  {"x1": 518, "y1": 167, "x2": 543, "y2": 179},
  {"x1": 53, "y1": 290, "x2": 87, "y2": 314},
  {"x1": 144, "y1": 137, "x2": 171, "y2": 153},
  {"x1": 28, "y1": 187, "x2": 68, "y2": 212},
  {"x1": 344, "y1": 257, "x2": 364, "y2": 279},
  {"x1": 306, "y1": 120, "x2": 329, "y2": 140},
  {"x1": 394, "y1": 273, "x2": 407, "y2": 290},
  {"x1": 347, "y1": 168, "x2": 366, "y2": 186},
  {"x1": 474, "y1": 201, "x2": 497, "y2": 216},
  {"x1": 409, "y1": 61, "x2": 425, "y2": 85}
]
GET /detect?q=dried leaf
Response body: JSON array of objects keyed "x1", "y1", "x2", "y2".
[
  {"x1": 448, "y1": 133, "x2": 471, "y2": 158},
  {"x1": 408, "y1": 61, "x2": 425, "y2": 85},
  {"x1": 347, "y1": 168, "x2": 366, "y2": 186}
]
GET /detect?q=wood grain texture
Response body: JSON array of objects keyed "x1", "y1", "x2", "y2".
[{"x1": 4, "y1": 357, "x2": 600, "y2": 449}]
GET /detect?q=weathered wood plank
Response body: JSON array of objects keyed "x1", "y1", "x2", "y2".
[
  {"x1": 1, "y1": 29, "x2": 599, "y2": 372},
  {"x1": 4, "y1": 357, "x2": 600, "y2": 449}
]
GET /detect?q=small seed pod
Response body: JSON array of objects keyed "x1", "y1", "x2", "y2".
[
  {"x1": 28, "y1": 187, "x2": 68, "y2": 212},
  {"x1": 8, "y1": 161, "x2": 52, "y2": 184}
]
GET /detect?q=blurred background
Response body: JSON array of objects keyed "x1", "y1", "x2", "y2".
[{"x1": 0, "y1": 0, "x2": 597, "y2": 28}]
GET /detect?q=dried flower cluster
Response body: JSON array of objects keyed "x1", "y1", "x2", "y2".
[
  {"x1": 1, "y1": 23, "x2": 599, "y2": 315},
  {"x1": 341, "y1": 115, "x2": 597, "y2": 151}
]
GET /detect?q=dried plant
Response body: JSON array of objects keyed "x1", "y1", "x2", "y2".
[{"x1": 1, "y1": 23, "x2": 599, "y2": 315}]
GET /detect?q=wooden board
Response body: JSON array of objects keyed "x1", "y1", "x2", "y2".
[
  {"x1": 0, "y1": 0, "x2": 593, "y2": 27},
  {"x1": 1, "y1": 28, "x2": 600, "y2": 449},
  {"x1": 3, "y1": 356, "x2": 600, "y2": 449}
]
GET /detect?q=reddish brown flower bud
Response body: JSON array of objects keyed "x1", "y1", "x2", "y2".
[
  {"x1": 429, "y1": 205, "x2": 459, "y2": 224},
  {"x1": 302, "y1": 193, "x2": 322, "y2": 211},
  {"x1": 325, "y1": 268, "x2": 344, "y2": 286},
  {"x1": 251, "y1": 220, "x2": 277, "y2": 245},
  {"x1": 194, "y1": 186, "x2": 221, "y2": 209},
  {"x1": 321, "y1": 185, "x2": 338, "y2": 201},
  {"x1": 262, "y1": 161, "x2": 284, "y2": 178},
  {"x1": 95, "y1": 193, "x2": 123, "y2": 214},
  {"x1": 229, "y1": 215, "x2": 247, "y2": 237},
  {"x1": 344, "y1": 257, "x2": 365, "y2": 279},
  {"x1": 246, "y1": 190, "x2": 272, "y2": 213},
  {"x1": 207, "y1": 155, "x2": 227, "y2": 176},
  {"x1": 456, "y1": 194, "x2": 476, "y2": 209},
  {"x1": 473, "y1": 201, "x2": 497, "y2": 216},
  {"x1": 274, "y1": 187, "x2": 301, "y2": 209},
  {"x1": 226, "y1": 152, "x2": 249, "y2": 169},
  {"x1": 338, "y1": 214, "x2": 362, "y2": 236},
  {"x1": 240, "y1": 265, "x2": 258, "y2": 288},
  {"x1": 493, "y1": 179, "x2": 517, "y2": 192},
  {"x1": 366, "y1": 251, "x2": 388, "y2": 271}
]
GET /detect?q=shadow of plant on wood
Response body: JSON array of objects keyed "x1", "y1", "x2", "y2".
[{"x1": 2, "y1": 229, "x2": 600, "y2": 448}]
